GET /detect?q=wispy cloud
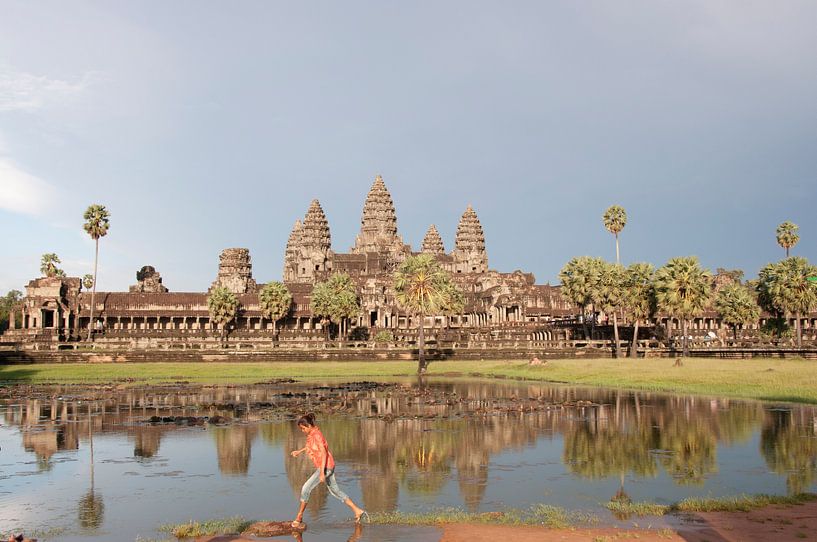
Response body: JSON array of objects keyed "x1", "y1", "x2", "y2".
[
  {"x1": 0, "y1": 156, "x2": 57, "y2": 216},
  {"x1": 0, "y1": 66, "x2": 95, "y2": 112}
]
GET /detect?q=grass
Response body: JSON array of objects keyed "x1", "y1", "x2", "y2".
[
  {"x1": 158, "y1": 516, "x2": 252, "y2": 538},
  {"x1": 605, "y1": 493, "x2": 817, "y2": 517},
  {"x1": 369, "y1": 504, "x2": 599, "y2": 528},
  {"x1": 3, "y1": 357, "x2": 817, "y2": 403}
]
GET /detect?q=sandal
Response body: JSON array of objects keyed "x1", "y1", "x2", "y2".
[{"x1": 355, "y1": 511, "x2": 370, "y2": 524}]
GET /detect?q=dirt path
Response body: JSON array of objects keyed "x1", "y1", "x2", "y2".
[{"x1": 438, "y1": 500, "x2": 817, "y2": 542}]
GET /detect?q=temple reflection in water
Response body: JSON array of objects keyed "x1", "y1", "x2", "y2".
[{"x1": 3, "y1": 380, "x2": 817, "y2": 516}]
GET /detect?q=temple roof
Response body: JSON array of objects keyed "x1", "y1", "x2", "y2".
[
  {"x1": 421, "y1": 224, "x2": 445, "y2": 255},
  {"x1": 453, "y1": 204, "x2": 487, "y2": 255},
  {"x1": 353, "y1": 175, "x2": 402, "y2": 253},
  {"x1": 301, "y1": 200, "x2": 331, "y2": 251}
]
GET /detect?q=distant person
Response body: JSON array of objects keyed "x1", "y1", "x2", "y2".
[{"x1": 290, "y1": 413, "x2": 368, "y2": 529}]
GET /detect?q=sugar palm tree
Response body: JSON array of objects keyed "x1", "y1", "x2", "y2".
[
  {"x1": 207, "y1": 286, "x2": 240, "y2": 347},
  {"x1": 311, "y1": 273, "x2": 359, "y2": 341},
  {"x1": 595, "y1": 261, "x2": 626, "y2": 358},
  {"x1": 603, "y1": 205, "x2": 627, "y2": 264},
  {"x1": 559, "y1": 256, "x2": 604, "y2": 339},
  {"x1": 756, "y1": 257, "x2": 817, "y2": 348},
  {"x1": 40, "y1": 253, "x2": 65, "y2": 277},
  {"x1": 394, "y1": 254, "x2": 458, "y2": 374},
  {"x1": 259, "y1": 281, "x2": 292, "y2": 339},
  {"x1": 654, "y1": 257, "x2": 711, "y2": 359},
  {"x1": 776, "y1": 221, "x2": 799, "y2": 257},
  {"x1": 714, "y1": 283, "x2": 760, "y2": 342},
  {"x1": 83, "y1": 204, "x2": 110, "y2": 341},
  {"x1": 622, "y1": 263, "x2": 655, "y2": 358}
]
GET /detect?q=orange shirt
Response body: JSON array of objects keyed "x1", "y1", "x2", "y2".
[{"x1": 305, "y1": 427, "x2": 335, "y2": 470}]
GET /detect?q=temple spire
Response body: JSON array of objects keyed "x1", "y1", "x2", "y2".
[
  {"x1": 421, "y1": 224, "x2": 445, "y2": 255},
  {"x1": 352, "y1": 175, "x2": 403, "y2": 253},
  {"x1": 302, "y1": 199, "x2": 331, "y2": 252},
  {"x1": 452, "y1": 204, "x2": 488, "y2": 273}
]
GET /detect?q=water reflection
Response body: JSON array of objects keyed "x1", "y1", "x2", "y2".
[{"x1": 2, "y1": 380, "x2": 816, "y2": 534}]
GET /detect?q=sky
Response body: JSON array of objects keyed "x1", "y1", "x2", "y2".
[{"x1": 1, "y1": 1, "x2": 815, "y2": 293}]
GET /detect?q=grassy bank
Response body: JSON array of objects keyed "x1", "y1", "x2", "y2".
[
  {"x1": 2, "y1": 357, "x2": 817, "y2": 403},
  {"x1": 605, "y1": 493, "x2": 817, "y2": 517}
]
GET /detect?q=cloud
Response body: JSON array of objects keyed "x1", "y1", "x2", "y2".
[
  {"x1": 0, "y1": 156, "x2": 57, "y2": 216},
  {"x1": 0, "y1": 66, "x2": 93, "y2": 112}
]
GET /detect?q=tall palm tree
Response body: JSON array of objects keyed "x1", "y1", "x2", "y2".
[
  {"x1": 776, "y1": 221, "x2": 799, "y2": 257},
  {"x1": 654, "y1": 257, "x2": 711, "y2": 359},
  {"x1": 756, "y1": 257, "x2": 817, "y2": 348},
  {"x1": 259, "y1": 281, "x2": 292, "y2": 339},
  {"x1": 83, "y1": 204, "x2": 110, "y2": 341},
  {"x1": 559, "y1": 256, "x2": 604, "y2": 339},
  {"x1": 622, "y1": 263, "x2": 655, "y2": 358},
  {"x1": 207, "y1": 286, "x2": 240, "y2": 347},
  {"x1": 40, "y1": 253, "x2": 65, "y2": 277},
  {"x1": 714, "y1": 283, "x2": 760, "y2": 342},
  {"x1": 603, "y1": 205, "x2": 627, "y2": 264},
  {"x1": 595, "y1": 261, "x2": 626, "y2": 358},
  {"x1": 394, "y1": 254, "x2": 458, "y2": 374},
  {"x1": 82, "y1": 274, "x2": 95, "y2": 291},
  {"x1": 311, "y1": 273, "x2": 359, "y2": 341}
]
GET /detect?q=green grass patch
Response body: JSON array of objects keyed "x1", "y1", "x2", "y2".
[
  {"x1": 369, "y1": 504, "x2": 599, "y2": 528},
  {"x1": 605, "y1": 493, "x2": 817, "y2": 517},
  {"x1": 3, "y1": 357, "x2": 817, "y2": 403},
  {"x1": 158, "y1": 516, "x2": 252, "y2": 538}
]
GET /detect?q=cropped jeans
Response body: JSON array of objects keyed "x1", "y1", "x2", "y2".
[{"x1": 300, "y1": 468, "x2": 349, "y2": 503}]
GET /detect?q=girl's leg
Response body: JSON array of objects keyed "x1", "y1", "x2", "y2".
[
  {"x1": 293, "y1": 469, "x2": 321, "y2": 526},
  {"x1": 325, "y1": 470, "x2": 365, "y2": 520}
]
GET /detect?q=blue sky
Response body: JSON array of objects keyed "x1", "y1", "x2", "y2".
[{"x1": 1, "y1": 1, "x2": 815, "y2": 293}]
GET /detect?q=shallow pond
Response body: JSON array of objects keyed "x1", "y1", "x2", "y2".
[{"x1": 1, "y1": 378, "x2": 816, "y2": 541}]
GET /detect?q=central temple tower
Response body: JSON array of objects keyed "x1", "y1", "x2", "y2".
[{"x1": 352, "y1": 175, "x2": 406, "y2": 255}]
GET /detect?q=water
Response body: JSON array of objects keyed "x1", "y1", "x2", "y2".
[{"x1": 1, "y1": 378, "x2": 815, "y2": 541}]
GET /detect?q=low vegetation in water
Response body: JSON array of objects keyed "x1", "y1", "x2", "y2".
[
  {"x1": 369, "y1": 504, "x2": 599, "y2": 528},
  {"x1": 605, "y1": 493, "x2": 817, "y2": 517},
  {"x1": 2, "y1": 358, "x2": 817, "y2": 403},
  {"x1": 158, "y1": 516, "x2": 252, "y2": 538}
]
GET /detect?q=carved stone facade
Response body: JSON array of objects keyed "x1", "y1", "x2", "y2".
[
  {"x1": 210, "y1": 248, "x2": 258, "y2": 294},
  {"x1": 130, "y1": 266, "x2": 168, "y2": 293}
]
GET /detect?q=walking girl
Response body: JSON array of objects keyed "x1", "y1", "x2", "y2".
[{"x1": 290, "y1": 413, "x2": 367, "y2": 528}]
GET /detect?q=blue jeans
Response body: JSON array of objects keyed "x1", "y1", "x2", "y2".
[{"x1": 300, "y1": 468, "x2": 349, "y2": 503}]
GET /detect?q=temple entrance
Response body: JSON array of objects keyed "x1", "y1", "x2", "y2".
[
  {"x1": 370, "y1": 311, "x2": 377, "y2": 327},
  {"x1": 43, "y1": 310, "x2": 55, "y2": 328}
]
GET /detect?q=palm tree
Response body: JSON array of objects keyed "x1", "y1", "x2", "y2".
[
  {"x1": 622, "y1": 263, "x2": 655, "y2": 358},
  {"x1": 40, "y1": 253, "x2": 65, "y2": 277},
  {"x1": 78, "y1": 403, "x2": 104, "y2": 530},
  {"x1": 654, "y1": 257, "x2": 711, "y2": 360},
  {"x1": 82, "y1": 274, "x2": 95, "y2": 290},
  {"x1": 756, "y1": 257, "x2": 817, "y2": 347},
  {"x1": 595, "y1": 261, "x2": 626, "y2": 358},
  {"x1": 394, "y1": 254, "x2": 458, "y2": 374},
  {"x1": 714, "y1": 283, "x2": 760, "y2": 343},
  {"x1": 603, "y1": 205, "x2": 627, "y2": 264},
  {"x1": 83, "y1": 204, "x2": 110, "y2": 341},
  {"x1": 776, "y1": 221, "x2": 799, "y2": 257},
  {"x1": 259, "y1": 281, "x2": 292, "y2": 339},
  {"x1": 559, "y1": 256, "x2": 604, "y2": 339},
  {"x1": 311, "y1": 273, "x2": 359, "y2": 341},
  {"x1": 207, "y1": 286, "x2": 240, "y2": 347}
]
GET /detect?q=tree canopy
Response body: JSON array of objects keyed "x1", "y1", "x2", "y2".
[{"x1": 259, "y1": 281, "x2": 292, "y2": 327}]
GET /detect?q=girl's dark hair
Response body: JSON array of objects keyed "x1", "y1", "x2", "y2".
[{"x1": 297, "y1": 413, "x2": 316, "y2": 427}]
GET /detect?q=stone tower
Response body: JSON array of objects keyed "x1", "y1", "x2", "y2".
[
  {"x1": 352, "y1": 175, "x2": 405, "y2": 254},
  {"x1": 451, "y1": 205, "x2": 488, "y2": 273},
  {"x1": 129, "y1": 266, "x2": 169, "y2": 293},
  {"x1": 283, "y1": 200, "x2": 333, "y2": 283},
  {"x1": 421, "y1": 224, "x2": 445, "y2": 255},
  {"x1": 282, "y1": 219, "x2": 303, "y2": 283},
  {"x1": 211, "y1": 248, "x2": 258, "y2": 293}
]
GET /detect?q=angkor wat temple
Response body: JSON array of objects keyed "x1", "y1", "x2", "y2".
[
  {"x1": 5, "y1": 175, "x2": 815, "y2": 355},
  {"x1": 4, "y1": 176, "x2": 573, "y2": 351}
]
